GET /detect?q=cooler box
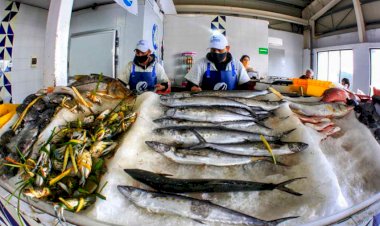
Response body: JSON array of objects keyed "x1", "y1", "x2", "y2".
[{"x1": 307, "y1": 80, "x2": 333, "y2": 97}]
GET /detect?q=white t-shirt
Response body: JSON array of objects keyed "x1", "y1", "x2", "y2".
[
  {"x1": 185, "y1": 57, "x2": 250, "y2": 87},
  {"x1": 119, "y1": 61, "x2": 169, "y2": 86}
]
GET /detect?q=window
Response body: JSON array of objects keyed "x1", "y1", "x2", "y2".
[
  {"x1": 371, "y1": 49, "x2": 380, "y2": 90},
  {"x1": 317, "y1": 50, "x2": 353, "y2": 85}
]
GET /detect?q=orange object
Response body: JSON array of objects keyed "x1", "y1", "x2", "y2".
[
  {"x1": 290, "y1": 78, "x2": 308, "y2": 94},
  {"x1": 306, "y1": 80, "x2": 333, "y2": 97}
]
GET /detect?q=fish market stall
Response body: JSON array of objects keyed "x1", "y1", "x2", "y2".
[{"x1": 0, "y1": 79, "x2": 380, "y2": 225}]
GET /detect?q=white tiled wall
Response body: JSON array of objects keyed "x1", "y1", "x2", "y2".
[
  {"x1": 268, "y1": 29, "x2": 304, "y2": 78},
  {"x1": 9, "y1": 3, "x2": 48, "y2": 103},
  {"x1": 163, "y1": 15, "x2": 269, "y2": 86},
  {"x1": 70, "y1": 0, "x2": 164, "y2": 80}
]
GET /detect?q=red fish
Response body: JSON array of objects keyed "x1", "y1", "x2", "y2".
[{"x1": 321, "y1": 88, "x2": 349, "y2": 103}]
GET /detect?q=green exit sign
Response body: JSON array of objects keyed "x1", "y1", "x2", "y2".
[{"x1": 259, "y1": 48, "x2": 268, "y2": 55}]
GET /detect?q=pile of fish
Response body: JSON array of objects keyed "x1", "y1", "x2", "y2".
[
  {"x1": 118, "y1": 90, "x2": 308, "y2": 225},
  {"x1": 0, "y1": 75, "x2": 134, "y2": 178},
  {"x1": 288, "y1": 101, "x2": 353, "y2": 137},
  {"x1": 0, "y1": 75, "x2": 138, "y2": 219}
]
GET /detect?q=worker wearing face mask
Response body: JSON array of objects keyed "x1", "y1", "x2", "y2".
[
  {"x1": 185, "y1": 33, "x2": 250, "y2": 91},
  {"x1": 120, "y1": 40, "x2": 169, "y2": 94}
]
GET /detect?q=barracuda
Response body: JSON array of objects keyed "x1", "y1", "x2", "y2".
[
  {"x1": 145, "y1": 141, "x2": 278, "y2": 166},
  {"x1": 124, "y1": 168, "x2": 305, "y2": 196},
  {"x1": 160, "y1": 96, "x2": 257, "y2": 116},
  {"x1": 160, "y1": 90, "x2": 269, "y2": 99},
  {"x1": 153, "y1": 127, "x2": 280, "y2": 146},
  {"x1": 118, "y1": 185, "x2": 298, "y2": 225}
]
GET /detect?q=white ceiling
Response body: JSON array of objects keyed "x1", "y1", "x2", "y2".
[{"x1": 15, "y1": 0, "x2": 115, "y2": 10}]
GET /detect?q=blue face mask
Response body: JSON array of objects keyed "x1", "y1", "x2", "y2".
[{"x1": 210, "y1": 52, "x2": 227, "y2": 63}]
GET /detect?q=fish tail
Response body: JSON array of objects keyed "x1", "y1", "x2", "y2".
[
  {"x1": 275, "y1": 177, "x2": 306, "y2": 196},
  {"x1": 268, "y1": 216, "x2": 299, "y2": 225},
  {"x1": 254, "y1": 120, "x2": 272, "y2": 130},
  {"x1": 190, "y1": 129, "x2": 207, "y2": 144}
]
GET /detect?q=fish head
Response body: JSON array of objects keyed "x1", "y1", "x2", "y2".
[
  {"x1": 118, "y1": 185, "x2": 146, "y2": 201},
  {"x1": 288, "y1": 142, "x2": 308, "y2": 153},
  {"x1": 165, "y1": 108, "x2": 176, "y2": 117},
  {"x1": 159, "y1": 97, "x2": 174, "y2": 106},
  {"x1": 145, "y1": 141, "x2": 173, "y2": 153}
]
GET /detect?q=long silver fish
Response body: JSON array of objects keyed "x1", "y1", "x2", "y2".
[
  {"x1": 160, "y1": 96, "x2": 257, "y2": 116},
  {"x1": 153, "y1": 127, "x2": 280, "y2": 146},
  {"x1": 161, "y1": 90, "x2": 269, "y2": 99},
  {"x1": 146, "y1": 141, "x2": 275, "y2": 166},
  {"x1": 153, "y1": 119, "x2": 276, "y2": 135},
  {"x1": 189, "y1": 130, "x2": 306, "y2": 156},
  {"x1": 289, "y1": 102, "x2": 353, "y2": 118},
  {"x1": 118, "y1": 185, "x2": 298, "y2": 225},
  {"x1": 164, "y1": 108, "x2": 258, "y2": 123},
  {"x1": 230, "y1": 98, "x2": 286, "y2": 111}
]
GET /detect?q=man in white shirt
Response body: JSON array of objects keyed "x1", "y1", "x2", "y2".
[
  {"x1": 120, "y1": 40, "x2": 169, "y2": 94},
  {"x1": 185, "y1": 33, "x2": 251, "y2": 91}
]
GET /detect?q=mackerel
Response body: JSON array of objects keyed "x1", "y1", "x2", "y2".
[
  {"x1": 146, "y1": 141, "x2": 276, "y2": 166},
  {"x1": 124, "y1": 169, "x2": 304, "y2": 196},
  {"x1": 118, "y1": 185, "x2": 298, "y2": 225},
  {"x1": 289, "y1": 102, "x2": 353, "y2": 118}
]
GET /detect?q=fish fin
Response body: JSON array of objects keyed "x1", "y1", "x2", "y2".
[
  {"x1": 255, "y1": 157, "x2": 289, "y2": 167},
  {"x1": 275, "y1": 177, "x2": 306, "y2": 196},
  {"x1": 282, "y1": 128, "x2": 297, "y2": 136},
  {"x1": 254, "y1": 120, "x2": 272, "y2": 130},
  {"x1": 192, "y1": 219, "x2": 207, "y2": 225},
  {"x1": 268, "y1": 216, "x2": 299, "y2": 226},
  {"x1": 279, "y1": 115, "x2": 290, "y2": 120},
  {"x1": 190, "y1": 129, "x2": 207, "y2": 144}
]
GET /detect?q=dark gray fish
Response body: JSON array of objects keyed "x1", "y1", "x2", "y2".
[
  {"x1": 24, "y1": 108, "x2": 39, "y2": 122},
  {"x1": 32, "y1": 98, "x2": 47, "y2": 112},
  {"x1": 118, "y1": 185, "x2": 298, "y2": 225},
  {"x1": 124, "y1": 168, "x2": 304, "y2": 196}
]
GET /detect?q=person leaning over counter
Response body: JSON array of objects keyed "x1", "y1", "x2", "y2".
[
  {"x1": 299, "y1": 69, "x2": 314, "y2": 79},
  {"x1": 185, "y1": 33, "x2": 251, "y2": 91},
  {"x1": 120, "y1": 40, "x2": 169, "y2": 94}
]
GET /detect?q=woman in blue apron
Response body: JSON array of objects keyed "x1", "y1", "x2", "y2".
[
  {"x1": 120, "y1": 40, "x2": 169, "y2": 94},
  {"x1": 185, "y1": 34, "x2": 251, "y2": 92}
]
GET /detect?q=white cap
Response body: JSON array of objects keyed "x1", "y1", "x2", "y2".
[
  {"x1": 209, "y1": 33, "x2": 228, "y2": 50},
  {"x1": 135, "y1": 40, "x2": 151, "y2": 52}
]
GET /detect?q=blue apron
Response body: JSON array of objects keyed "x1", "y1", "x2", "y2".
[
  {"x1": 129, "y1": 63, "x2": 157, "y2": 93},
  {"x1": 201, "y1": 62, "x2": 237, "y2": 90}
]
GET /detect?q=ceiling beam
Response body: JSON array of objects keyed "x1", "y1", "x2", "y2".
[
  {"x1": 257, "y1": 0, "x2": 304, "y2": 9},
  {"x1": 175, "y1": 5, "x2": 308, "y2": 25},
  {"x1": 352, "y1": 0, "x2": 366, "y2": 42},
  {"x1": 309, "y1": 0, "x2": 344, "y2": 21}
]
